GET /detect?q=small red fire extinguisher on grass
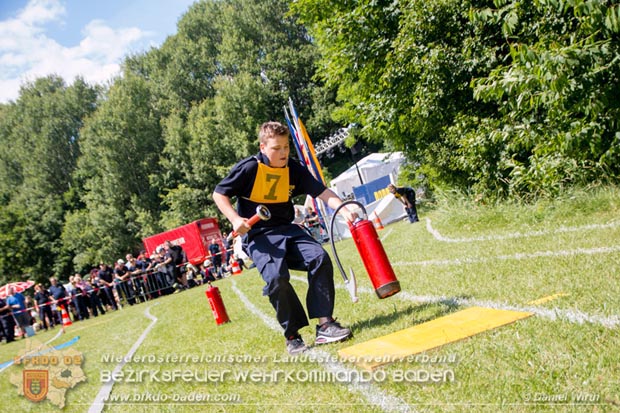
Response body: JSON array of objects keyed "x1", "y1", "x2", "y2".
[{"x1": 205, "y1": 282, "x2": 230, "y2": 325}]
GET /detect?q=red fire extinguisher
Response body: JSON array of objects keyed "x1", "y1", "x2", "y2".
[
  {"x1": 205, "y1": 282, "x2": 230, "y2": 325},
  {"x1": 330, "y1": 200, "x2": 401, "y2": 301}
]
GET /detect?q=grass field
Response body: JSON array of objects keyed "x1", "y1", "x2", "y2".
[{"x1": 1, "y1": 187, "x2": 619, "y2": 412}]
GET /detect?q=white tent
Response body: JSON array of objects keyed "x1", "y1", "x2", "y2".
[
  {"x1": 328, "y1": 194, "x2": 407, "y2": 240},
  {"x1": 329, "y1": 152, "x2": 405, "y2": 197}
]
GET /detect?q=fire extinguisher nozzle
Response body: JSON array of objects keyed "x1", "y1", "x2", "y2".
[{"x1": 346, "y1": 268, "x2": 359, "y2": 303}]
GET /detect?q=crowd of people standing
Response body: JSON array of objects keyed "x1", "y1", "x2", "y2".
[{"x1": 0, "y1": 238, "x2": 244, "y2": 343}]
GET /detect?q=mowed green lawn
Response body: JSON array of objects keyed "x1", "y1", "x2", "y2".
[{"x1": 1, "y1": 187, "x2": 619, "y2": 412}]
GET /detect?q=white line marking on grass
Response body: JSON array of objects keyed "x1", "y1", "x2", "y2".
[
  {"x1": 397, "y1": 289, "x2": 620, "y2": 330},
  {"x1": 45, "y1": 328, "x2": 65, "y2": 345},
  {"x1": 380, "y1": 228, "x2": 394, "y2": 243},
  {"x1": 392, "y1": 245, "x2": 620, "y2": 267},
  {"x1": 342, "y1": 283, "x2": 619, "y2": 330},
  {"x1": 290, "y1": 274, "x2": 619, "y2": 329},
  {"x1": 230, "y1": 281, "x2": 281, "y2": 331},
  {"x1": 230, "y1": 279, "x2": 413, "y2": 413},
  {"x1": 89, "y1": 303, "x2": 159, "y2": 413},
  {"x1": 426, "y1": 217, "x2": 620, "y2": 243}
]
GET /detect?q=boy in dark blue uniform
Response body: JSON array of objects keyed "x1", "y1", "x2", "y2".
[{"x1": 213, "y1": 121, "x2": 357, "y2": 354}]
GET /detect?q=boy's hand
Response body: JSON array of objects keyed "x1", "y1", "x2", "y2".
[
  {"x1": 341, "y1": 208, "x2": 358, "y2": 223},
  {"x1": 232, "y1": 216, "x2": 252, "y2": 236}
]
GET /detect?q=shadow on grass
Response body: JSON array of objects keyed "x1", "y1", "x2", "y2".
[{"x1": 349, "y1": 295, "x2": 472, "y2": 331}]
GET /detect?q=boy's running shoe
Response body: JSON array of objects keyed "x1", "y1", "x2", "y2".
[
  {"x1": 315, "y1": 318, "x2": 352, "y2": 344},
  {"x1": 286, "y1": 334, "x2": 308, "y2": 355}
]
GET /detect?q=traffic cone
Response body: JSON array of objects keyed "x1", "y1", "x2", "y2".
[
  {"x1": 372, "y1": 212, "x2": 384, "y2": 230},
  {"x1": 61, "y1": 306, "x2": 73, "y2": 327},
  {"x1": 231, "y1": 260, "x2": 242, "y2": 275}
]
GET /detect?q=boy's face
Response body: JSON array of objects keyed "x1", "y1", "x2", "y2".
[{"x1": 260, "y1": 134, "x2": 290, "y2": 168}]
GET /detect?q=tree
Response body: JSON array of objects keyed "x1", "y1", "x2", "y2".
[
  {"x1": 124, "y1": 0, "x2": 325, "y2": 230},
  {"x1": 294, "y1": 0, "x2": 620, "y2": 198},
  {"x1": 0, "y1": 76, "x2": 98, "y2": 281},
  {"x1": 66, "y1": 74, "x2": 162, "y2": 268},
  {"x1": 470, "y1": 0, "x2": 620, "y2": 197},
  {"x1": 292, "y1": 0, "x2": 499, "y2": 190}
]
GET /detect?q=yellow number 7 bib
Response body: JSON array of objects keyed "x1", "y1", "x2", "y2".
[{"x1": 249, "y1": 162, "x2": 290, "y2": 203}]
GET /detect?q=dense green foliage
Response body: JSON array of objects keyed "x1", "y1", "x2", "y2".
[
  {"x1": 0, "y1": 0, "x2": 618, "y2": 282},
  {"x1": 293, "y1": 0, "x2": 620, "y2": 198},
  {"x1": 0, "y1": 76, "x2": 99, "y2": 281}
]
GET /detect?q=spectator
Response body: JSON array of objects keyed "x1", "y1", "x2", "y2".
[
  {"x1": 84, "y1": 275, "x2": 106, "y2": 317},
  {"x1": 304, "y1": 206, "x2": 322, "y2": 242},
  {"x1": 114, "y1": 259, "x2": 136, "y2": 306},
  {"x1": 125, "y1": 254, "x2": 147, "y2": 303},
  {"x1": 7, "y1": 286, "x2": 31, "y2": 335},
  {"x1": 64, "y1": 276, "x2": 78, "y2": 321},
  {"x1": 151, "y1": 248, "x2": 169, "y2": 296},
  {"x1": 33, "y1": 283, "x2": 55, "y2": 330},
  {"x1": 24, "y1": 295, "x2": 37, "y2": 328},
  {"x1": 185, "y1": 263, "x2": 199, "y2": 288},
  {"x1": 136, "y1": 251, "x2": 156, "y2": 299},
  {"x1": 0, "y1": 296, "x2": 15, "y2": 343},
  {"x1": 162, "y1": 241, "x2": 187, "y2": 290},
  {"x1": 208, "y1": 239, "x2": 223, "y2": 278},
  {"x1": 89, "y1": 267, "x2": 108, "y2": 310},
  {"x1": 0, "y1": 305, "x2": 5, "y2": 342},
  {"x1": 49, "y1": 277, "x2": 68, "y2": 325},
  {"x1": 222, "y1": 235, "x2": 232, "y2": 268},
  {"x1": 200, "y1": 259, "x2": 216, "y2": 283},
  {"x1": 68, "y1": 275, "x2": 88, "y2": 321},
  {"x1": 97, "y1": 263, "x2": 118, "y2": 310},
  {"x1": 293, "y1": 208, "x2": 305, "y2": 225}
]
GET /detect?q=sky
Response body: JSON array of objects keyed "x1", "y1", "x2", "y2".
[{"x1": 0, "y1": 0, "x2": 197, "y2": 103}]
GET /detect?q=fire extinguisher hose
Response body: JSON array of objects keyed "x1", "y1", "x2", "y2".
[{"x1": 329, "y1": 200, "x2": 365, "y2": 303}]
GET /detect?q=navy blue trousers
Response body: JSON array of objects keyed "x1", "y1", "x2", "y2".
[{"x1": 246, "y1": 224, "x2": 335, "y2": 338}]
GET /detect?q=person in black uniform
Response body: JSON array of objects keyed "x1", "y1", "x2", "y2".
[
  {"x1": 49, "y1": 276, "x2": 69, "y2": 325},
  {"x1": 213, "y1": 121, "x2": 357, "y2": 355},
  {"x1": 222, "y1": 235, "x2": 232, "y2": 269},
  {"x1": 162, "y1": 241, "x2": 187, "y2": 290},
  {"x1": 114, "y1": 259, "x2": 136, "y2": 306},
  {"x1": 303, "y1": 206, "x2": 322, "y2": 242},
  {"x1": 388, "y1": 183, "x2": 420, "y2": 223},
  {"x1": 0, "y1": 296, "x2": 15, "y2": 342},
  {"x1": 97, "y1": 263, "x2": 118, "y2": 310},
  {"x1": 34, "y1": 283, "x2": 55, "y2": 330},
  {"x1": 208, "y1": 239, "x2": 223, "y2": 278}
]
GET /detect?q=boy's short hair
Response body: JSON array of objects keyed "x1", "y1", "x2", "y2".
[{"x1": 259, "y1": 121, "x2": 289, "y2": 143}]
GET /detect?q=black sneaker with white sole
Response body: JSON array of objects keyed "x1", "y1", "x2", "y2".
[
  {"x1": 315, "y1": 318, "x2": 352, "y2": 345},
  {"x1": 286, "y1": 335, "x2": 308, "y2": 355}
]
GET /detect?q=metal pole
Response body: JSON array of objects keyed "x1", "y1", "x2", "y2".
[{"x1": 351, "y1": 148, "x2": 364, "y2": 186}]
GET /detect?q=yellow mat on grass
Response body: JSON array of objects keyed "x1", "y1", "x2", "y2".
[{"x1": 338, "y1": 306, "x2": 533, "y2": 370}]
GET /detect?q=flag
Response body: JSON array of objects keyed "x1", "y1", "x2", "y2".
[
  {"x1": 284, "y1": 99, "x2": 331, "y2": 230},
  {"x1": 283, "y1": 107, "x2": 305, "y2": 168}
]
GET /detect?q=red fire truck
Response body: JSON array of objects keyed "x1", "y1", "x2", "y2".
[{"x1": 142, "y1": 218, "x2": 224, "y2": 265}]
